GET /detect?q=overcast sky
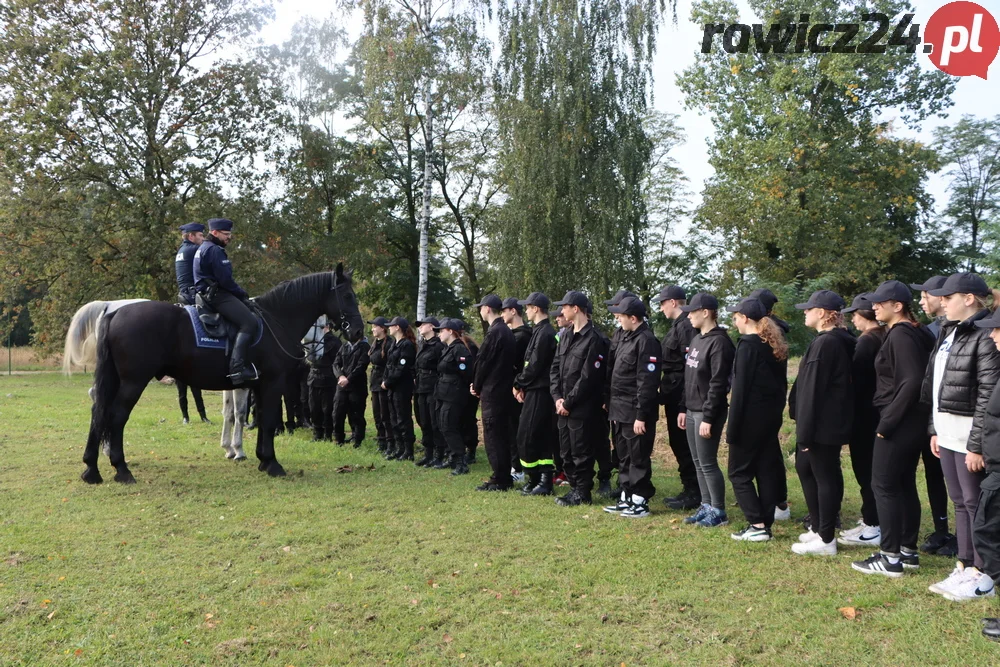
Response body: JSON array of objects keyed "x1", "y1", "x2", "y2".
[{"x1": 258, "y1": 0, "x2": 1000, "y2": 218}]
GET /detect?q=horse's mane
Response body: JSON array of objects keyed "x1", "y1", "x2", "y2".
[{"x1": 255, "y1": 272, "x2": 333, "y2": 311}]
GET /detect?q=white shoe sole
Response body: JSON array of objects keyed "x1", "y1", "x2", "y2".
[
  {"x1": 837, "y1": 536, "x2": 881, "y2": 547},
  {"x1": 731, "y1": 533, "x2": 772, "y2": 542},
  {"x1": 791, "y1": 544, "x2": 837, "y2": 556},
  {"x1": 851, "y1": 563, "x2": 904, "y2": 578},
  {"x1": 603, "y1": 505, "x2": 628, "y2": 514},
  {"x1": 620, "y1": 512, "x2": 650, "y2": 518},
  {"x1": 941, "y1": 589, "x2": 996, "y2": 602}
]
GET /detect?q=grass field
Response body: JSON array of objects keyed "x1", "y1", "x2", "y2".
[{"x1": 1, "y1": 373, "x2": 998, "y2": 665}]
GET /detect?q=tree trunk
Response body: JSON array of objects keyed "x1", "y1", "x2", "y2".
[{"x1": 416, "y1": 3, "x2": 433, "y2": 321}]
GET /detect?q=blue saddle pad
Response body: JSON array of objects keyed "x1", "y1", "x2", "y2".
[{"x1": 184, "y1": 305, "x2": 264, "y2": 350}]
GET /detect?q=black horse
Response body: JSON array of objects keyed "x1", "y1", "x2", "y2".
[{"x1": 82, "y1": 265, "x2": 364, "y2": 484}]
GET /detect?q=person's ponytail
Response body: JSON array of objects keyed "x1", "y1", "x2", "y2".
[{"x1": 756, "y1": 316, "x2": 789, "y2": 361}]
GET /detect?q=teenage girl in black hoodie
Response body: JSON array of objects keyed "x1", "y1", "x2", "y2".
[
  {"x1": 382, "y1": 317, "x2": 418, "y2": 461},
  {"x1": 851, "y1": 280, "x2": 934, "y2": 578},
  {"x1": 789, "y1": 290, "x2": 856, "y2": 556}
]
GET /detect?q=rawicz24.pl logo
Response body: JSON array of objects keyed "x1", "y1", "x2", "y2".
[{"x1": 701, "y1": 1, "x2": 999, "y2": 79}]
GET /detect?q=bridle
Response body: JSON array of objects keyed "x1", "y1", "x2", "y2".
[{"x1": 330, "y1": 270, "x2": 352, "y2": 337}]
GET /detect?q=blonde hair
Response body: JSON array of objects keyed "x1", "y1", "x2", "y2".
[
  {"x1": 756, "y1": 316, "x2": 788, "y2": 361},
  {"x1": 973, "y1": 289, "x2": 1000, "y2": 312},
  {"x1": 819, "y1": 308, "x2": 845, "y2": 330}
]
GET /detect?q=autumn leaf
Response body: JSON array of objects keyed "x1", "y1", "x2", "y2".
[
  {"x1": 443, "y1": 633, "x2": 453, "y2": 643},
  {"x1": 838, "y1": 606, "x2": 857, "y2": 620}
]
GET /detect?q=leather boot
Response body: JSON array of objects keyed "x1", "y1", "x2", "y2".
[
  {"x1": 520, "y1": 471, "x2": 540, "y2": 495},
  {"x1": 529, "y1": 472, "x2": 553, "y2": 496},
  {"x1": 415, "y1": 447, "x2": 434, "y2": 467},
  {"x1": 433, "y1": 454, "x2": 453, "y2": 469},
  {"x1": 228, "y1": 332, "x2": 259, "y2": 385},
  {"x1": 384, "y1": 441, "x2": 399, "y2": 460},
  {"x1": 398, "y1": 442, "x2": 414, "y2": 461},
  {"x1": 450, "y1": 456, "x2": 469, "y2": 475}
]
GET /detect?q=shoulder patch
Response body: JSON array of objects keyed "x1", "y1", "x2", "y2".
[
  {"x1": 649, "y1": 356, "x2": 658, "y2": 362},
  {"x1": 647, "y1": 362, "x2": 657, "y2": 372},
  {"x1": 594, "y1": 361, "x2": 601, "y2": 369},
  {"x1": 400, "y1": 358, "x2": 406, "y2": 365}
]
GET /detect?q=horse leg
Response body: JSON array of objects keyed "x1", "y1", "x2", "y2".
[
  {"x1": 106, "y1": 381, "x2": 145, "y2": 484},
  {"x1": 81, "y1": 409, "x2": 105, "y2": 484},
  {"x1": 177, "y1": 380, "x2": 191, "y2": 423},
  {"x1": 232, "y1": 389, "x2": 248, "y2": 461},
  {"x1": 255, "y1": 385, "x2": 286, "y2": 477},
  {"x1": 221, "y1": 390, "x2": 235, "y2": 458}
]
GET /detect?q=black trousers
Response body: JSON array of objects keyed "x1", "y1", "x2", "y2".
[
  {"x1": 300, "y1": 376, "x2": 311, "y2": 425},
  {"x1": 463, "y1": 396, "x2": 480, "y2": 456},
  {"x1": 558, "y1": 413, "x2": 596, "y2": 495},
  {"x1": 334, "y1": 388, "x2": 367, "y2": 444},
  {"x1": 849, "y1": 423, "x2": 880, "y2": 527},
  {"x1": 211, "y1": 290, "x2": 257, "y2": 334},
  {"x1": 517, "y1": 390, "x2": 556, "y2": 473},
  {"x1": 388, "y1": 388, "x2": 415, "y2": 449},
  {"x1": 973, "y1": 474, "x2": 1000, "y2": 581},
  {"x1": 437, "y1": 399, "x2": 466, "y2": 459},
  {"x1": 923, "y1": 438, "x2": 951, "y2": 534},
  {"x1": 372, "y1": 390, "x2": 393, "y2": 448},
  {"x1": 795, "y1": 444, "x2": 844, "y2": 543},
  {"x1": 593, "y1": 408, "x2": 613, "y2": 484},
  {"x1": 414, "y1": 392, "x2": 438, "y2": 455},
  {"x1": 509, "y1": 401, "x2": 523, "y2": 472},
  {"x1": 728, "y1": 433, "x2": 785, "y2": 528},
  {"x1": 483, "y1": 412, "x2": 513, "y2": 487},
  {"x1": 176, "y1": 381, "x2": 206, "y2": 420},
  {"x1": 310, "y1": 384, "x2": 335, "y2": 439},
  {"x1": 872, "y1": 416, "x2": 926, "y2": 555},
  {"x1": 613, "y1": 420, "x2": 656, "y2": 500},
  {"x1": 665, "y1": 400, "x2": 699, "y2": 493}
]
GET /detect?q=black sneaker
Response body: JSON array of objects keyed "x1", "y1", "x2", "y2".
[
  {"x1": 900, "y1": 550, "x2": 920, "y2": 570},
  {"x1": 450, "y1": 462, "x2": 469, "y2": 476},
  {"x1": 919, "y1": 530, "x2": 955, "y2": 554},
  {"x1": 556, "y1": 490, "x2": 582, "y2": 506},
  {"x1": 665, "y1": 489, "x2": 699, "y2": 511},
  {"x1": 851, "y1": 553, "x2": 904, "y2": 578},
  {"x1": 935, "y1": 534, "x2": 959, "y2": 558}
]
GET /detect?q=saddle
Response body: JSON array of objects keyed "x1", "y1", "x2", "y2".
[
  {"x1": 183, "y1": 300, "x2": 263, "y2": 352},
  {"x1": 194, "y1": 292, "x2": 229, "y2": 339}
]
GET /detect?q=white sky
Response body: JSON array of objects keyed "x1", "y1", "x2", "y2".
[{"x1": 259, "y1": 0, "x2": 1000, "y2": 218}]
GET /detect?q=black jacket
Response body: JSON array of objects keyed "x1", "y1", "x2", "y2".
[
  {"x1": 334, "y1": 339, "x2": 370, "y2": 395},
  {"x1": 921, "y1": 310, "x2": 1000, "y2": 453},
  {"x1": 660, "y1": 313, "x2": 696, "y2": 404},
  {"x1": 550, "y1": 321, "x2": 609, "y2": 415},
  {"x1": 174, "y1": 239, "x2": 198, "y2": 303},
  {"x1": 681, "y1": 326, "x2": 735, "y2": 427},
  {"x1": 852, "y1": 328, "x2": 886, "y2": 436},
  {"x1": 727, "y1": 334, "x2": 788, "y2": 446},
  {"x1": 980, "y1": 380, "x2": 1000, "y2": 474},
  {"x1": 415, "y1": 336, "x2": 446, "y2": 394},
  {"x1": 769, "y1": 314, "x2": 791, "y2": 334},
  {"x1": 308, "y1": 332, "x2": 342, "y2": 388},
  {"x1": 789, "y1": 328, "x2": 856, "y2": 447},
  {"x1": 473, "y1": 318, "x2": 516, "y2": 415},
  {"x1": 369, "y1": 338, "x2": 389, "y2": 392},
  {"x1": 515, "y1": 319, "x2": 557, "y2": 392},
  {"x1": 873, "y1": 321, "x2": 934, "y2": 438},
  {"x1": 511, "y1": 324, "x2": 532, "y2": 376},
  {"x1": 436, "y1": 339, "x2": 474, "y2": 404},
  {"x1": 607, "y1": 323, "x2": 661, "y2": 423},
  {"x1": 383, "y1": 338, "x2": 417, "y2": 392}
]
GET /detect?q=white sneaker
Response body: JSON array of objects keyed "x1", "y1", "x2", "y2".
[
  {"x1": 774, "y1": 504, "x2": 791, "y2": 521},
  {"x1": 839, "y1": 520, "x2": 865, "y2": 539},
  {"x1": 620, "y1": 495, "x2": 650, "y2": 518},
  {"x1": 929, "y1": 562, "x2": 968, "y2": 596},
  {"x1": 511, "y1": 469, "x2": 525, "y2": 483},
  {"x1": 941, "y1": 568, "x2": 996, "y2": 602},
  {"x1": 798, "y1": 529, "x2": 822, "y2": 543},
  {"x1": 791, "y1": 539, "x2": 837, "y2": 556},
  {"x1": 838, "y1": 525, "x2": 881, "y2": 547}
]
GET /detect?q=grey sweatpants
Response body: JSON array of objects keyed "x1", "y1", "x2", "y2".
[
  {"x1": 686, "y1": 410, "x2": 727, "y2": 511},
  {"x1": 940, "y1": 447, "x2": 985, "y2": 568}
]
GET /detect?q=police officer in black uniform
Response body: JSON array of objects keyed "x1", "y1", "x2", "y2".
[
  {"x1": 550, "y1": 290, "x2": 609, "y2": 506},
  {"x1": 472, "y1": 294, "x2": 517, "y2": 491},
  {"x1": 332, "y1": 330, "x2": 370, "y2": 447},
  {"x1": 368, "y1": 317, "x2": 394, "y2": 455},
  {"x1": 433, "y1": 318, "x2": 474, "y2": 475},
  {"x1": 513, "y1": 292, "x2": 558, "y2": 495},
  {"x1": 414, "y1": 317, "x2": 446, "y2": 466},
  {"x1": 173, "y1": 222, "x2": 210, "y2": 423},
  {"x1": 192, "y1": 218, "x2": 258, "y2": 385},
  {"x1": 503, "y1": 297, "x2": 532, "y2": 476}
]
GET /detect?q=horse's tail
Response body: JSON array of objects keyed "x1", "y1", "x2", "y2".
[
  {"x1": 90, "y1": 310, "x2": 119, "y2": 444},
  {"x1": 63, "y1": 300, "x2": 109, "y2": 375}
]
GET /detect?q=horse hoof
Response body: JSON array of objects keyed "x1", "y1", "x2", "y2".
[
  {"x1": 258, "y1": 460, "x2": 268, "y2": 472},
  {"x1": 81, "y1": 467, "x2": 103, "y2": 484},
  {"x1": 113, "y1": 470, "x2": 137, "y2": 484},
  {"x1": 266, "y1": 462, "x2": 287, "y2": 477}
]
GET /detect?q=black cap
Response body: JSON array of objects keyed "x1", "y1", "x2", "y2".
[
  {"x1": 585, "y1": 298, "x2": 593, "y2": 316},
  {"x1": 518, "y1": 292, "x2": 550, "y2": 311},
  {"x1": 842, "y1": 293, "x2": 874, "y2": 314},
  {"x1": 179, "y1": 222, "x2": 205, "y2": 233},
  {"x1": 366, "y1": 316, "x2": 389, "y2": 327},
  {"x1": 501, "y1": 297, "x2": 523, "y2": 312},
  {"x1": 928, "y1": 272, "x2": 990, "y2": 297},
  {"x1": 473, "y1": 294, "x2": 503, "y2": 310},
  {"x1": 868, "y1": 280, "x2": 913, "y2": 305},
  {"x1": 725, "y1": 297, "x2": 766, "y2": 320},
  {"x1": 680, "y1": 292, "x2": 719, "y2": 312},
  {"x1": 433, "y1": 317, "x2": 464, "y2": 332},
  {"x1": 388, "y1": 316, "x2": 409, "y2": 329},
  {"x1": 974, "y1": 311, "x2": 1000, "y2": 329},
  {"x1": 207, "y1": 218, "x2": 233, "y2": 231},
  {"x1": 604, "y1": 289, "x2": 637, "y2": 306},
  {"x1": 909, "y1": 275, "x2": 948, "y2": 292},
  {"x1": 549, "y1": 309, "x2": 562, "y2": 319},
  {"x1": 795, "y1": 290, "x2": 845, "y2": 311},
  {"x1": 748, "y1": 288, "x2": 778, "y2": 312},
  {"x1": 608, "y1": 296, "x2": 647, "y2": 318},
  {"x1": 651, "y1": 285, "x2": 686, "y2": 304},
  {"x1": 415, "y1": 316, "x2": 440, "y2": 328},
  {"x1": 552, "y1": 291, "x2": 589, "y2": 309}
]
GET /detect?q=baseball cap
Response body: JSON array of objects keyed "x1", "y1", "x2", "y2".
[
  {"x1": 680, "y1": 292, "x2": 719, "y2": 312},
  {"x1": 725, "y1": 297, "x2": 766, "y2": 320},
  {"x1": 651, "y1": 285, "x2": 686, "y2": 304},
  {"x1": 608, "y1": 296, "x2": 646, "y2": 318},
  {"x1": 518, "y1": 292, "x2": 550, "y2": 311},
  {"x1": 868, "y1": 280, "x2": 913, "y2": 305},
  {"x1": 795, "y1": 290, "x2": 845, "y2": 311},
  {"x1": 928, "y1": 272, "x2": 990, "y2": 297}
]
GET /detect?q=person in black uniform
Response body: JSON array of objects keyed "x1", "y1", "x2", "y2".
[
  {"x1": 368, "y1": 317, "x2": 394, "y2": 455},
  {"x1": 513, "y1": 292, "x2": 558, "y2": 495},
  {"x1": 333, "y1": 330, "x2": 370, "y2": 447},
  {"x1": 382, "y1": 317, "x2": 417, "y2": 461},
  {"x1": 462, "y1": 329, "x2": 481, "y2": 464},
  {"x1": 550, "y1": 290, "x2": 609, "y2": 506},
  {"x1": 602, "y1": 296, "x2": 661, "y2": 517},
  {"x1": 192, "y1": 218, "x2": 258, "y2": 385},
  {"x1": 598, "y1": 290, "x2": 639, "y2": 498},
  {"x1": 503, "y1": 297, "x2": 533, "y2": 478},
  {"x1": 433, "y1": 318, "x2": 474, "y2": 475},
  {"x1": 549, "y1": 308, "x2": 570, "y2": 483},
  {"x1": 471, "y1": 294, "x2": 517, "y2": 491},
  {"x1": 414, "y1": 317, "x2": 445, "y2": 466},
  {"x1": 652, "y1": 285, "x2": 699, "y2": 510},
  {"x1": 308, "y1": 323, "x2": 342, "y2": 441},
  {"x1": 173, "y1": 222, "x2": 210, "y2": 424}
]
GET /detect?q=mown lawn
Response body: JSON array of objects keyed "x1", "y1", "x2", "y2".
[{"x1": 1, "y1": 373, "x2": 997, "y2": 665}]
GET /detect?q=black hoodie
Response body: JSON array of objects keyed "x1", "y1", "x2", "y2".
[
  {"x1": 727, "y1": 334, "x2": 788, "y2": 446},
  {"x1": 789, "y1": 327, "x2": 856, "y2": 447},
  {"x1": 680, "y1": 326, "x2": 736, "y2": 427},
  {"x1": 873, "y1": 321, "x2": 934, "y2": 438}
]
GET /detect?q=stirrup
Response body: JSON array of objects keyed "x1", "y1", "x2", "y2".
[{"x1": 228, "y1": 363, "x2": 259, "y2": 385}]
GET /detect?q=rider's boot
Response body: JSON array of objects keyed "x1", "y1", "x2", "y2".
[{"x1": 228, "y1": 333, "x2": 259, "y2": 386}]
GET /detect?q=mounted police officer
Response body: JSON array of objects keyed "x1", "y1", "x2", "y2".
[
  {"x1": 193, "y1": 217, "x2": 258, "y2": 385},
  {"x1": 173, "y1": 222, "x2": 210, "y2": 423}
]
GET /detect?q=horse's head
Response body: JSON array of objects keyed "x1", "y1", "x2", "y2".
[{"x1": 326, "y1": 263, "x2": 364, "y2": 340}]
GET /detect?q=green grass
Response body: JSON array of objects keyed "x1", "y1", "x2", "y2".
[{"x1": 0, "y1": 374, "x2": 997, "y2": 665}]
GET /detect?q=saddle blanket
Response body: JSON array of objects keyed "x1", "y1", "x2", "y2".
[{"x1": 183, "y1": 305, "x2": 264, "y2": 350}]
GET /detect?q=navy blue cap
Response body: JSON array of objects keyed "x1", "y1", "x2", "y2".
[
  {"x1": 909, "y1": 276, "x2": 948, "y2": 292},
  {"x1": 179, "y1": 223, "x2": 205, "y2": 233},
  {"x1": 680, "y1": 292, "x2": 719, "y2": 312},
  {"x1": 842, "y1": 293, "x2": 875, "y2": 314},
  {"x1": 549, "y1": 309, "x2": 563, "y2": 319},
  {"x1": 609, "y1": 296, "x2": 646, "y2": 318},
  {"x1": 974, "y1": 311, "x2": 1000, "y2": 329},
  {"x1": 502, "y1": 297, "x2": 523, "y2": 312},
  {"x1": 207, "y1": 218, "x2": 233, "y2": 231},
  {"x1": 868, "y1": 280, "x2": 913, "y2": 305},
  {"x1": 415, "y1": 316, "x2": 440, "y2": 328},
  {"x1": 473, "y1": 294, "x2": 503, "y2": 310},
  {"x1": 518, "y1": 292, "x2": 550, "y2": 311},
  {"x1": 434, "y1": 317, "x2": 465, "y2": 332},
  {"x1": 928, "y1": 272, "x2": 990, "y2": 297},
  {"x1": 795, "y1": 290, "x2": 845, "y2": 311},
  {"x1": 726, "y1": 297, "x2": 766, "y2": 320},
  {"x1": 388, "y1": 316, "x2": 409, "y2": 329},
  {"x1": 604, "y1": 289, "x2": 637, "y2": 306},
  {"x1": 651, "y1": 285, "x2": 686, "y2": 304},
  {"x1": 366, "y1": 316, "x2": 389, "y2": 327},
  {"x1": 553, "y1": 291, "x2": 589, "y2": 308},
  {"x1": 748, "y1": 288, "x2": 778, "y2": 312}
]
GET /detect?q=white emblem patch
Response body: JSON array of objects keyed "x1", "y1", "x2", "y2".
[
  {"x1": 459, "y1": 363, "x2": 466, "y2": 370},
  {"x1": 400, "y1": 358, "x2": 407, "y2": 365},
  {"x1": 594, "y1": 361, "x2": 601, "y2": 369},
  {"x1": 647, "y1": 363, "x2": 656, "y2": 372}
]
